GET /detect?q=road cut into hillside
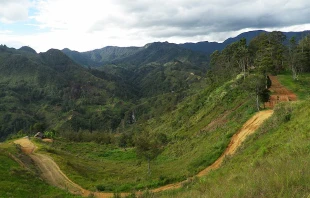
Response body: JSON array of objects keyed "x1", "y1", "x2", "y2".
[
  {"x1": 14, "y1": 137, "x2": 127, "y2": 198},
  {"x1": 151, "y1": 109, "x2": 274, "y2": 193},
  {"x1": 265, "y1": 75, "x2": 297, "y2": 108},
  {"x1": 13, "y1": 110, "x2": 273, "y2": 197}
]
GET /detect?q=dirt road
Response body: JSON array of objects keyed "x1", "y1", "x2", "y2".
[
  {"x1": 265, "y1": 75, "x2": 297, "y2": 108},
  {"x1": 151, "y1": 110, "x2": 274, "y2": 193},
  {"x1": 13, "y1": 109, "x2": 273, "y2": 197},
  {"x1": 13, "y1": 111, "x2": 274, "y2": 196},
  {"x1": 14, "y1": 137, "x2": 124, "y2": 198}
]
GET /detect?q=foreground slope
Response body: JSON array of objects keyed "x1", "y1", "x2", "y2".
[
  {"x1": 0, "y1": 141, "x2": 79, "y2": 197},
  {"x1": 13, "y1": 109, "x2": 273, "y2": 197},
  {"x1": 159, "y1": 75, "x2": 310, "y2": 198}
]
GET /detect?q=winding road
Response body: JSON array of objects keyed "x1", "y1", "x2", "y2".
[{"x1": 13, "y1": 75, "x2": 295, "y2": 197}]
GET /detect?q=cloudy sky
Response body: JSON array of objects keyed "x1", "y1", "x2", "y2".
[{"x1": 0, "y1": 0, "x2": 310, "y2": 52}]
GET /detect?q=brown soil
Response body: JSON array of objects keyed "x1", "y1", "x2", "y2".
[
  {"x1": 42, "y1": 138, "x2": 53, "y2": 143},
  {"x1": 265, "y1": 75, "x2": 297, "y2": 108},
  {"x1": 13, "y1": 137, "x2": 122, "y2": 198},
  {"x1": 14, "y1": 137, "x2": 36, "y2": 154}
]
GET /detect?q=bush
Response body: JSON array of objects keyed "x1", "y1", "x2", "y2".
[{"x1": 96, "y1": 184, "x2": 105, "y2": 191}]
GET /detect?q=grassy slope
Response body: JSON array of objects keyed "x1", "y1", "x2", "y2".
[
  {"x1": 158, "y1": 73, "x2": 310, "y2": 197},
  {"x1": 0, "y1": 141, "x2": 80, "y2": 198},
  {"x1": 36, "y1": 74, "x2": 259, "y2": 192},
  {"x1": 5, "y1": 74, "x2": 308, "y2": 197},
  {"x1": 278, "y1": 73, "x2": 310, "y2": 100}
]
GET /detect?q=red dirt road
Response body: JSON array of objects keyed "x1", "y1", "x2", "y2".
[
  {"x1": 13, "y1": 110, "x2": 274, "y2": 197},
  {"x1": 265, "y1": 75, "x2": 297, "y2": 108},
  {"x1": 151, "y1": 110, "x2": 273, "y2": 193},
  {"x1": 14, "y1": 137, "x2": 121, "y2": 198}
]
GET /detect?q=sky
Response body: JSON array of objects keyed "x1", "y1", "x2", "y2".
[{"x1": 0, "y1": 0, "x2": 310, "y2": 52}]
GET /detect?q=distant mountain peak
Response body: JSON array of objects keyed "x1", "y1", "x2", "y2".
[{"x1": 19, "y1": 46, "x2": 37, "y2": 54}]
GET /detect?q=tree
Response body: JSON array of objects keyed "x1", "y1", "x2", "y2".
[
  {"x1": 44, "y1": 130, "x2": 56, "y2": 139},
  {"x1": 289, "y1": 37, "x2": 303, "y2": 80},
  {"x1": 33, "y1": 122, "x2": 45, "y2": 132},
  {"x1": 244, "y1": 74, "x2": 269, "y2": 111},
  {"x1": 249, "y1": 31, "x2": 286, "y2": 75},
  {"x1": 234, "y1": 38, "x2": 249, "y2": 80},
  {"x1": 135, "y1": 131, "x2": 163, "y2": 176},
  {"x1": 296, "y1": 35, "x2": 310, "y2": 72}
]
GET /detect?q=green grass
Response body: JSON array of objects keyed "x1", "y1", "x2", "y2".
[
  {"x1": 158, "y1": 100, "x2": 310, "y2": 198},
  {"x1": 0, "y1": 141, "x2": 80, "y2": 198},
  {"x1": 34, "y1": 75, "x2": 258, "y2": 193},
  {"x1": 278, "y1": 73, "x2": 310, "y2": 100}
]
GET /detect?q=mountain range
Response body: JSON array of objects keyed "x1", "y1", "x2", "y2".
[
  {"x1": 63, "y1": 30, "x2": 310, "y2": 68},
  {"x1": 179, "y1": 30, "x2": 310, "y2": 54}
]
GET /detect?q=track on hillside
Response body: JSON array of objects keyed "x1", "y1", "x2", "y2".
[
  {"x1": 265, "y1": 75, "x2": 297, "y2": 108},
  {"x1": 14, "y1": 137, "x2": 124, "y2": 198},
  {"x1": 13, "y1": 76, "x2": 296, "y2": 197},
  {"x1": 151, "y1": 110, "x2": 273, "y2": 192},
  {"x1": 13, "y1": 110, "x2": 272, "y2": 197}
]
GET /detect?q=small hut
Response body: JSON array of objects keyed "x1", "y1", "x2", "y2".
[{"x1": 34, "y1": 132, "x2": 44, "y2": 139}]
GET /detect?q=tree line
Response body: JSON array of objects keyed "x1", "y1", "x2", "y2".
[{"x1": 209, "y1": 31, "x2": 310, "y2": 110}]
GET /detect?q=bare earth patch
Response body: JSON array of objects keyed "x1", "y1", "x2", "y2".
[
  {"x1": 13, "y1": 137, "x2": 125, "y2": 198},
  {"x1": 265, "y1": 75, "x2": 297, "y2": 108}
]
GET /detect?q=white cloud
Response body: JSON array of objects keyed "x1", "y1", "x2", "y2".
[
  {"x1": 0, "y1": 0, "x2": 31, "y2": 23},
  {"x1": 1, "y1": 0, "x2": 310, "y2": 51}
]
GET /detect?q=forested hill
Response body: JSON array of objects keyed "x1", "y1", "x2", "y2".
[
  {"x1": 63, "y1": 30, "x2": 310, "y2": 69},
  {"x1": 179, "y1": 30, "x2": 310, "y2": 54},
  {"x1": 1, "y1": 29, "x2": 310, "y2": 142},
  {"x1": 0, "y1": 45, "x2": 137, "y2": 140},
  {"x1": 0, "y1": 43, "x2": 209, "y2": 140}
]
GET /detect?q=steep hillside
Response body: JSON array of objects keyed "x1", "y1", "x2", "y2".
[
  {"x1": 63, "y1": 42, "x2": 209, "y2": 99},
  {"x1": 0, "y1": 45, "x2": 135, "y2": 140},
  {"x1": 0, "y1": 43, "x2": 210, "y2": 140},
  {"x1": 159, "y1": 75, "x2": 310, "y2": 198},
  {"x1": 0, "y1": 140, "x2": 80, "y2": 197}
]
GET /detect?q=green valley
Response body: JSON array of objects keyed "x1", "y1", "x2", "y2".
[{"x1": 1, "y1": 30, "x2": 310, "y2": 198}]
